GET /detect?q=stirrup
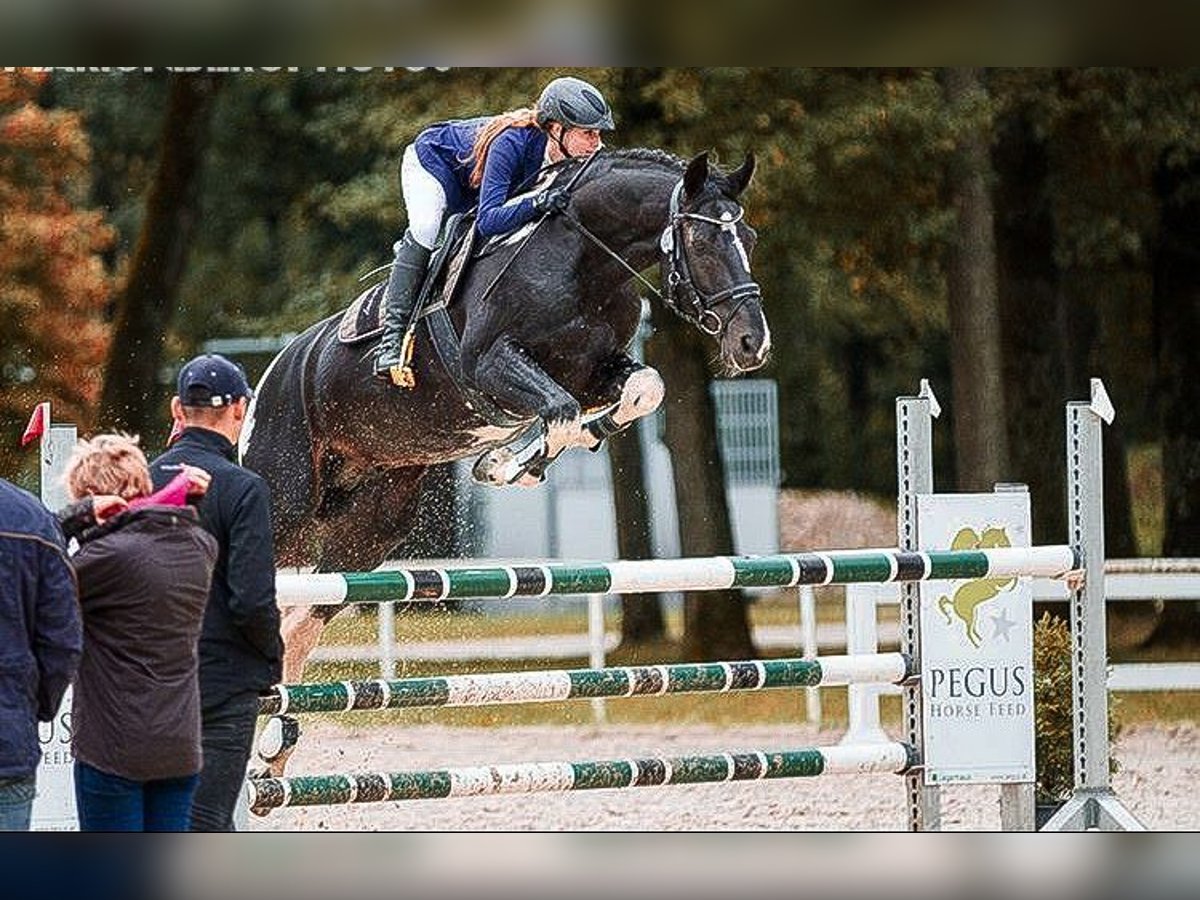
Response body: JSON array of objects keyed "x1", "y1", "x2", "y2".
[{"x1": 386, "y1": 331, "x2": 417, "y2": 389}]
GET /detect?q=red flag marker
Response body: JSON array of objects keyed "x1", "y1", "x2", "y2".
[{"x1": 20, "y1": 402, "x2": 48, "y2": 447}]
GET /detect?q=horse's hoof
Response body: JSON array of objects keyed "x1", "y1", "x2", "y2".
[
  {"x1": 471, "y1": 448, "x2": 513, "y2": 486},
  {"x1": 256, "y1": 714, "x2": 301, "y2": 764}
]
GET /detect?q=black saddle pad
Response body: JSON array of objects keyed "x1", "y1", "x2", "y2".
[{"x1": 336, "y1": 280, "x2": 388, "y2": 344}]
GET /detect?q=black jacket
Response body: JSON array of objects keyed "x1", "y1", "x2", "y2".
[
  {"x1": 151, "y1": 427, "x2": 282, "y2": 705},
  {"x1": 64, "y1": 504, "x2": 215, "y2": 780}
]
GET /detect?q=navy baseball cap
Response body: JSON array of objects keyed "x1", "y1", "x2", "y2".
[{"x1": 177, "y1": 353, "x2": 254, "y2": 407}]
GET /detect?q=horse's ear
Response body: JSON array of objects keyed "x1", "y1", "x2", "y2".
[
  {"x1": 683, "y1": 151, "x2": 710, "y2": 199},
  {"x1": 728, "y1": 152, "x2": 756, "y2": 196}
]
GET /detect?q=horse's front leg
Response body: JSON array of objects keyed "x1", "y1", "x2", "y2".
[
  {"x1": 253, "y1": 603, "x2": 340, "y2": 781},
  {"x1": 579, "y1": 355, "x2": 665, "y2": 450},
  {"x1": 469, "y1": 336, "x2": 581, "y2": 484}
]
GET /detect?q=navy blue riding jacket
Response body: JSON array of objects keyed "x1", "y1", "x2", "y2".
[
  {"x1": 0, "y1": 478, "x2": 82, "y2": 779},
  {"x1": 413, "y1": 117, "x2": 550, "y2": 237},
  {"x1": 150, "y1": 428, "x2": 282, "y2": 707}
]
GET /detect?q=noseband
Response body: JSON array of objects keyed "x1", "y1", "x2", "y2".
[{"x1": 659, "y1": 181, "x2": 762, "y2": 336}]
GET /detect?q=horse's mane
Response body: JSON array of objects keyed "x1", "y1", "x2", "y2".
[{"x1": 550, "y1": 147, "x2": 685, "y2": 183}]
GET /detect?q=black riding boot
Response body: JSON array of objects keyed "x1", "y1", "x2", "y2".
[{"x1": 374, "y1": 231, "x2": 432, "y2": 380}]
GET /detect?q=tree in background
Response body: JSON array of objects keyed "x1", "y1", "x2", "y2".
[
  {"x1": 98, "y1": 73, "x2": 223, "y2": 440},
  {"x1": 607, "y1": 424, "x2": 668, "y2": 646},
  {"x1": 941, "y1": 67, "x2": 1009, "y2": 490},
  {"x1": 0, "y1": 69, "x2": 111, "y2": 480},
  {"x1": 613, "y1": 68, "x2": 763, "y2": 658},
  {"x1": 1147, "y1": 149, "x2": 1200, "y2": 645},
  {"x1": 646, "y1": 310, "x2": 756, "y2": 660}
]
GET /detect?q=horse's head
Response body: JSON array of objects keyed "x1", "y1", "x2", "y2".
[{"x1": 660, "y1": 151, "x2": 771, "y2": 374}]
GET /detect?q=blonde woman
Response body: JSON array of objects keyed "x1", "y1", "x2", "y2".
[
  {"x1": 375, "y1": 75, "x2": 616, "y2": 378},
  {"x1": 59, "y1": 434, "x2": 216, "y2": 831}
]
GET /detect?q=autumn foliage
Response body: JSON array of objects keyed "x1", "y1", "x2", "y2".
[{"x1": 0, "y1": 68, "x2": 112, "y2": 476}]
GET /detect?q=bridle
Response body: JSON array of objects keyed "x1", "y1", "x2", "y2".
[
  {"x1": 556, "y1": 170, "x2": 761, "y2": 338},
  {"x1": 658, "y1": 181, "x2": 762, "y2": 336}
]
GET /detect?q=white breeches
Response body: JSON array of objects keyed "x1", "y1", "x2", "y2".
[{"x1": 400, "y1": 143, "x2": 448, "y2": 251}]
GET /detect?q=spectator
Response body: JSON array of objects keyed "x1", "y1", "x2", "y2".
[
  {"x1": 0, "y1": 477, "x2": 82, "y2": 831},
  {"x1": 150, "y1": 353, "x2": 282, "y2": 831},
  {"x1": 60, "y1": 434, "x2": 216, "y2": 832}
]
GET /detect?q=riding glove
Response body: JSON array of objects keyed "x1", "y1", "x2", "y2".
[{"x1": 532, "y1": 187, "x2": 570, "y2": 215}]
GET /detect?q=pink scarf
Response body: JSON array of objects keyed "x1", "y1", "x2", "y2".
[{"x1": 129, "y1": 471, "x2": 192, "y2": 510}]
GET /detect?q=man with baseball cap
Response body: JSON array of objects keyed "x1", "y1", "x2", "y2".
[
  {"x1": 149, "y1": 353, "x2": 281, "y2": 831},
  {"x1": 176, "y1": 353, "x2": 255, "y2": 408}
]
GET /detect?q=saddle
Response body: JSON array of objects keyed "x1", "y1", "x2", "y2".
[
  {"x1": 337, "y1": 214, "x2": 528, "y2": 428},
  {"x1": 337, "y1": 213, "x2": 477, "y2": 345}
]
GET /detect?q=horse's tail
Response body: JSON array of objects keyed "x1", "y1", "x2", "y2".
[{"x1": 938, "y1": 593, "x2": 954, "y2": 625}]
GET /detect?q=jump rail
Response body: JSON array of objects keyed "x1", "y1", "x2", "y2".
[
  {"x1": 275, "y1": 546, "x2": 1080, "y2": 606},
  {"x1": 258, "y1": 653, "x2": 913, "y2": 716},
  {"x1": 247, "y1": 743, "x2": 916, "y2": 813}
]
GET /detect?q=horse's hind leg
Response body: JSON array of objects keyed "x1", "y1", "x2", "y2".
[
  {"x1": 259, "y1": 466, "x2": 429, "y2": 779},
  {"x1": 280, "y1": 603, "x2": 344, "y2": 684}
]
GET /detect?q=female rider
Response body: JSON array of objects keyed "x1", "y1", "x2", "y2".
[{"x1": 375, "y1": 75, "x2": 616, "y2": 382}]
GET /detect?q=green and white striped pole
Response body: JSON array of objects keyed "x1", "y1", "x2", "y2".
[
  {"x1": 275, "y1": 546, "x2": 1079, "y2": 606},
  {"x1": 259, "y1": 653, "x2": 912, "y2": 716},
  {"x1": 247, "y1": 742, "x2": 915, "y2": 813}
]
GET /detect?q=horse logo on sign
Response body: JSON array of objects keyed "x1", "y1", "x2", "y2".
[{"x1": 937, "y1": 526, "x2": 1017, "y2": 648}]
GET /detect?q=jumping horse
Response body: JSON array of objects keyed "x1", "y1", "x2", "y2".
[{"x1": 240, "y1": 147, "x2": 772, "y2": 776}]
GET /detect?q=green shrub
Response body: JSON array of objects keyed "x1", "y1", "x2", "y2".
[{"x1": 1033, "y1": 612, "x2": 1120, "y2": 804}]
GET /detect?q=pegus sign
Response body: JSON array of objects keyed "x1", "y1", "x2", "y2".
[{"x1": 918, "y1": 491, "x2": 1036, "y2": 785}]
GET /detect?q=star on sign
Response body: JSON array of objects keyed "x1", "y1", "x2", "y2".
[{"x1": 990, "y1": 607, "x2": 1018, "y2": 642}]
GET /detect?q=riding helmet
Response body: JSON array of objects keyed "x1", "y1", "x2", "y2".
[{"x1": 536, "y1": 76, "x2": 615, "y2": 131}]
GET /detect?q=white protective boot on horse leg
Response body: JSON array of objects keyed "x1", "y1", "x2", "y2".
[
  {"x1": 579, "y1": 367, "x2": 665, "y2": 451},
  {"x1": 253, "y1": 605, "x2": 328, "y2": 780},
  {"x1": 473, "y1": 409, "x2": 586, "y2": 488},
  {"x1": 471, "y1": 422, "x2": 552, "y2": 488}
]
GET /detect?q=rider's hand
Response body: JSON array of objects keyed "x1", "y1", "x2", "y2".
[{"x1": 532, "y1": 187, "x2": 570, "y2": 216}]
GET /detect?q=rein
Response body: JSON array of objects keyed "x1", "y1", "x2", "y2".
[
  {"x1": 471, "y1": 150, "x2": 601, "y2": 308},
  {"x1": 560, "y1": 177, "x2": 761, "y2": 337}
]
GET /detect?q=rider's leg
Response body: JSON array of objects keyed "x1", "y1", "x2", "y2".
[
  {"x1": 375, "y1": 145, "x2": 443, "y2": 378},
  {"x1": 374, "y1": 231, "x2": 432, "y2": 378}
]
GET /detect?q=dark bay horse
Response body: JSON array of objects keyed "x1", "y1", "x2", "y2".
[{"x1": 241, "y1": 148, "x2": 771, "y2": 772}]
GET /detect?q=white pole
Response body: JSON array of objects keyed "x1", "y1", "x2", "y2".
[
  {"x1": 841, "y1": 583, "x2": 890, "y2": 745},
  {"x1": 588, "y1": 594, "x2": 608, "y2": 724},
  {"x1": 798, "y1": 585, "x2": 821, "y2": 724},
  {"x1": 33, "y1": 406, "x2": 78, "y2": 831},
  {"x1": 378, "y1": 602, "x2": 396, "y2": 680},
  {"x1": 898, "y1": 386, "x2": 941, "y2": 831}
]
